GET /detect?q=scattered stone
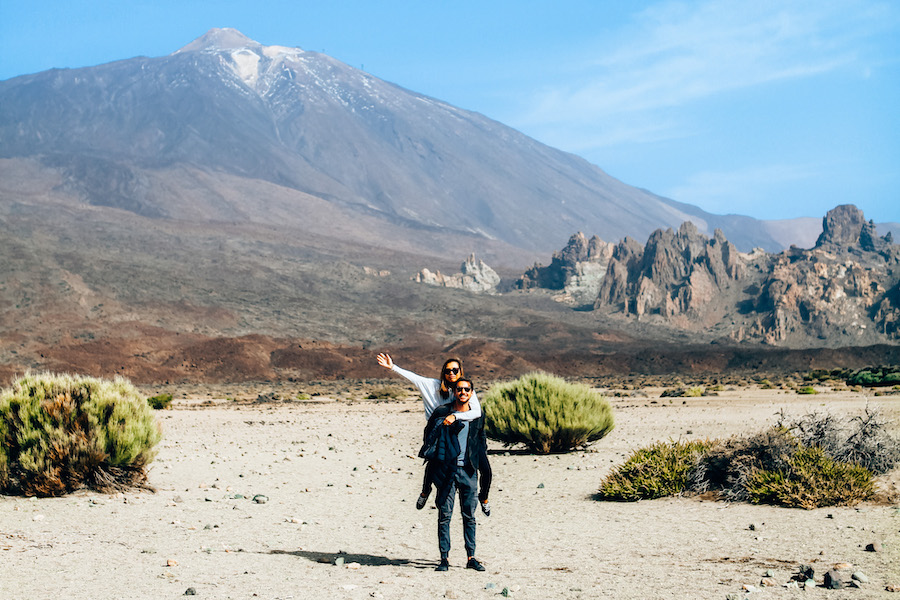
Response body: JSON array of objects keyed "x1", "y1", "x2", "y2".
[
  {"x1": 346, "y1": 562, "x2": 361, "y2": 570},
  {"x1": 794, "y1": 565, "x2": 815, "y2": 581},
  {"x1": 825, "y1": 569, "x2": 850, "y2": 589},
  {"x1": 833, "y1": 562, "x2": 852, "y2": 570},
  {"x1": 484, "y1": 583, "x2": 496, "y2": 589},
  {"x1": 760, "y1": 577, "x2": 777, "y2": 587},
  {"x1": 334, "y1": 556, "x2": 345, "y2": 566},
  {"x1": 184, "y1": 588, "x2": 197, "y2": 596},
  {"x1": 852, "y1": 572, "x2": 869, "y2": 584},
  {"x1": 252, "y1": 495, "x2": 268, "y2": 504},
  {"x1": 445, "y1": 591, "x2": 458, "y2": 599},
  {"x1": 166, "y1": 559, "x2": 178, "y2": 567},
  {"x1": 763, "y1": 569, "x2": 774, "y2": 578},
  {"x1": 803, "y1": 579, "x2": 815, "y2": 589},
  {"x1": 886, "y1": 584, "x2": 900, "y2": 592},
  {"x1": 748, "y1": 523, "x2": 756, "y2": 531},
  {"x1": 537, "y1": 483, "x2": 545, "y2": 489},
  {"x1": 866, "y1": 541, "x2": 882, "y2": 552},
  {"x1": 742, "y1": 583, "x2": 757, "y2": 592}
]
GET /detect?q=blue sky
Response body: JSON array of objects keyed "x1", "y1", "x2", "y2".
[{"x1": 2, "y1": 0, "x2": 898, "y2": 223}]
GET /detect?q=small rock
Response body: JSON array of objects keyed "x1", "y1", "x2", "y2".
[
  {"x1": 833, "y1": 562, "x2": 853, "y2": 570},
  {"x1": 763, "y1": 569, "x2": 774, "y2": 578},
  {"x1": 334, "y1": 556, "x2": 345, "y2": 566},
  {"x1": 252, "y1": 495, "x2": 268, "y2": 504},
  {"x1": 166, "y1": 559, "x2": 178, "y2": 567},
  {"x1": 537, "y1": 483, "x2": 544, "y2": 489},
  {"x1": 484, "y1": 583, "x2": 496, "y2": 589},
  {"x1": 866, "y1": 541, "x2": 882, "y2": 552},
  {"x1": 825, "y1": 569, "x2": 849, "y2": 589},
  {"x1": 445, "y1": 591, "x2": 458, "y2": 599},
  {"x1": 742, "y1": 583, "x2": 758, "y2": 592},
  {"x1": 760, "y1": 577, "x2": 777, "y2": 587},
  {"x1": 795, "y1": 565, "x2": 815, "y2": 581},
  {"x1": 852, "y1": 571, "x2": 869, "y2": 584},
  {"x1": 184, "y1": 588, "x2": 197, "y2": 596},
  {"x1": 803, "y1": 579, "x2": 815, "y2": 589},
  {"x1": 346, "y1": 562, "x2": 361, "y2": 570},
  {"x1": 32, "y1": 514, "x2": 44, "y2": 521}
]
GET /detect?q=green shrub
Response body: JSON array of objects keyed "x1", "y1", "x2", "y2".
[
  {"x1": 796, "y1": 386, "x2": 818, "y2": 395},
  {"x1": 846, "y1": 366, "x2": 900, "y2": 387},
  {"x1": 147, "y1": 393, "x2": 173, "y2": 410},
  {"x1": 744, "y1": 446, "x2": 874, "y2": 509},
  {"x1": 599, "y1": 439, "x2": 715, "y2": 501},
  {"x1": 0, "y1": 372, "x2": 162, "y2": 496},
  {"x1": 296, "y1": 392, "x2": 311, "y2": 401},
  {"x1": 759, "y1": 379, "x2": 774, "y2": 389},
  {"x1": 482, "y1": 372, "x2": 614, "y2": 453}
]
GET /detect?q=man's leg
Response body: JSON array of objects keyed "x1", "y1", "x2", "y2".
[
  {"x1": 457, "y1": 468, "x2": 478, "y2": 559},
  {"x1": 437, "y1": 477, "x2": 457, "y2": 563}
]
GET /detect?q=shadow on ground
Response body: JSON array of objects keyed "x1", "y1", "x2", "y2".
[{"x1": 269, "y1": 549, "x2": 434, "y2": 569}]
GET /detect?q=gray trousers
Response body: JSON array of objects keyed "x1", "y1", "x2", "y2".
[{"x1": 437, "y1": 466, "x2": 477, "y2": 558}]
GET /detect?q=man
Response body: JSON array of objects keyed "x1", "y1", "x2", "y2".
[{"x1": 421, "y1": 378, "x2": 487, "y2": 572}]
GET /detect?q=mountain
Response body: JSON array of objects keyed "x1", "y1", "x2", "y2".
[{"x1": 0, "y1": 28, "x2": 790, "y2": 261}]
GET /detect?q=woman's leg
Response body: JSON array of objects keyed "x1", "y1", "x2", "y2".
[
  {"x1": 417, "y1": 461, "x2": 434, "y2": 509},
  {"x1": 478, "y1": 454, "x2": 492, "y2": 515}
]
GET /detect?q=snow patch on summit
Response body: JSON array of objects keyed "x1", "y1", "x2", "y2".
[{"x1": 230, "y1": 49, "x2": 260, "y2": 86}]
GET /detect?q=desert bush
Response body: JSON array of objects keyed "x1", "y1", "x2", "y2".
[
  {"x1": 744, "y1": 446, "x2": 874, "y2": 509},
  {"x1": 599, "y1": 439, "x2": 715, "y2": 501},
  {"x1": 0, "y1": 372, "x2": 162, "y2": 496},
  {"x1": 482, "y1": 372, "x2": 614, "y2": 453},
  {"x1": 147, "y1": 393, "x2": 173, "y2": 410},
  {"x1": 690, "y1": 427, "x2": 800, "y2": 502},
  {"x1": 796, "y1": 386, "x2": 818, "y2": 395},
  {"x1": 776, "y1": 408, "x2": 900, "y2": 475}
]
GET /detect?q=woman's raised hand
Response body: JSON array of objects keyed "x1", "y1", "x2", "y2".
[{"x1": 376, "y1": 353, "x2": 393, "y2": 369}]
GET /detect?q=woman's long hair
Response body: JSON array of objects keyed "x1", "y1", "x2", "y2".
[{"x1": 439, "y1": 357, "x2": 464, "y2": 399}]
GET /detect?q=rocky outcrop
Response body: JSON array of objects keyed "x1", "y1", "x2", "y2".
[
  {"x1": 414, "y1": 254, "x2": 500, "y2": 293},
  {"x1": 517, "y1": 232, "x2": 613, "y2": 302},
  {"x1": 596, "y1": 222, "x2": 745, "y2": 318},
  {"x1": 591, "y1": 205, "x2": 900, "y2": 344}
]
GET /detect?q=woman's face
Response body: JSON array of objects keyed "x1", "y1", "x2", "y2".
[{"x1": 442, "y1": 361, "x2": 461, "y2": 384}]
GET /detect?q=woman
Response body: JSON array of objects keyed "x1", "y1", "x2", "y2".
[{"x1": 376, "y1": 353, "x2": 491, "y2": 515}]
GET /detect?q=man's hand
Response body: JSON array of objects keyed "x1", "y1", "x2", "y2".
[
  {"x1": 376, "y1": 353, "x2": 393, "y2": 369},
  {"x1": 442, "y1": 414, "x2": 457, "y2": 426}
]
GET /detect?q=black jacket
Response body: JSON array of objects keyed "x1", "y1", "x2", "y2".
[{"x1": 419, "y1": 403, "x2": 486, "y2": 506}]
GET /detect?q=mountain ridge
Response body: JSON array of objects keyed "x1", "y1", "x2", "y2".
[{"x1": 1, "y1": 28, "x2": 796, "y2": 259}]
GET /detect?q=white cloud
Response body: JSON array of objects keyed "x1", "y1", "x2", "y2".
[{"x1": 513, "y1": 0, "x2": 896, "y2": 150}]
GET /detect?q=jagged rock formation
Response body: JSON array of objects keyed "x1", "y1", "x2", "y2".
[
  {"x1": 596, "y1": 222, "x2": 744, "y2": 321},
  {"x1": 516, "y1": 232, "x2": 614, "y2": 302},
  {"x1": 414, "y1": 254, "x2": 500, "y2": 293},
  {"x1": 526, "y1": 205, "x2": 899, "y2": 345}
]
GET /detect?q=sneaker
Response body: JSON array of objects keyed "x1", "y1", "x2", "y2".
[
  {"x1": 466, "y1": 557, "x2": 486, "y2": 571},
  {"x1": 481, "y1": 501, "x2": 491, "y2": 516},
  {"x1": 435, "y1": 558, "x2": 450, "y2": 571},
  {"x1": 416, "y1": 493, "x2": 428, "y2": 510}
]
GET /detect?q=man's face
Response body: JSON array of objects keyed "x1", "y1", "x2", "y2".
[{"x1": 454, "y1": 382, "x2": 473, "y2": 405}]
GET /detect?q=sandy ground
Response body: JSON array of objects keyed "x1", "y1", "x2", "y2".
[{"x1": 1, "y1": 388, "x2": 899, "y2": 600}]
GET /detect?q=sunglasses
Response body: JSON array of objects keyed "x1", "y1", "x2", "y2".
[
  {"x1": 455, "y1": 386, "x2": 473, "y2": 393},
  {"x1": 443, "y1": 367, "x2": 460, "y2": 375}
]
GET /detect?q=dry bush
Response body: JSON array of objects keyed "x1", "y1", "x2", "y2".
[
  {"x1": 0, "y1": 372, "x2": 162, "y2": 496},
  {"x1": 775, "y1": 407, "x2": 900, "y2": 475},
  {"x1": 599, "y1": 439, "x2": 716, "y2": 501}
]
